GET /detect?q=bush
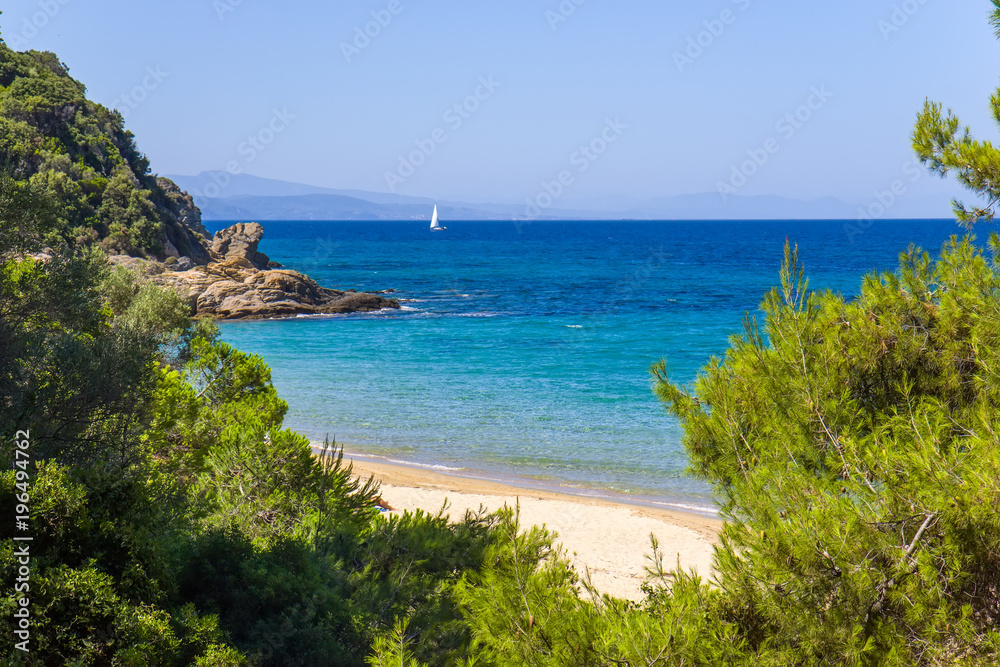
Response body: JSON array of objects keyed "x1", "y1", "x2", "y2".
[{"x1": 654, "y1": 239, "x2": 1000, "y2": 664}]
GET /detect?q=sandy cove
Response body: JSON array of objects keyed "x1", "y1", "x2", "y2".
[{"x1": 347, "y1": 457, "x2": 722, "y2": 601}]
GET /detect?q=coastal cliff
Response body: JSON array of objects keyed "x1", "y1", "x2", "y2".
[
  {"x1": 108, "y1": 222, "x2": 399, "y2": 320},
  {"x1": 150, "y1": 222, "x2": 399, "y2": 319},
  {"x1": 0, "y1": 44, "x2": 395, "y2": 320}
]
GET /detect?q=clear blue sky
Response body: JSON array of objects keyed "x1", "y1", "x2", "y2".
[{"x1": 1, "y1": 0, "x2": 997, "y2": 207}]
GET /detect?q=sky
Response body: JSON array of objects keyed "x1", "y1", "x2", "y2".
[{"x1": 1, "y1": 0, "x2": 998, "y2": 209}]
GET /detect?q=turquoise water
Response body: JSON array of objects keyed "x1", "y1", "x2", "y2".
[{"x1": 213, "y1": 219, "x2": 983, "y2": 512}]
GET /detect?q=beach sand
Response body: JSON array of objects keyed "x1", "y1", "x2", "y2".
[{"x1": 348, "y1": 457, "x2": 722, "y2": 601}]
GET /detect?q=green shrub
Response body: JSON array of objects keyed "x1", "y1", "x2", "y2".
[{"x1": 654, "y1": 239, "x2": 1000, "y2": 664}]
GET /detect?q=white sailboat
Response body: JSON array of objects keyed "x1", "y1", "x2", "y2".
[{"x1": 430, "y1": 204, "x2": 446, "y2": 232}]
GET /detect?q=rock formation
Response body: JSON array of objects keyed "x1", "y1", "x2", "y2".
[
  {"x1": 210, "y1": 222, "x2": 272, "y2": 269},
  {"x1": 150, "y1": 223, "x2": 399, "y2": 320},
  {"x1": 156, "y1": 177, "x2": 210, "y2": 240}
]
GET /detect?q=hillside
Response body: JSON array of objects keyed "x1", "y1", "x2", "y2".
[
  {"x1": 0, "y1": 44, "x2": 209, "y2": 262},
  {"x1": 0, "y1": 44, "x2": 400, "y2": 320}
]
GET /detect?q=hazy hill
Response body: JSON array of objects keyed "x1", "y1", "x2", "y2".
[{"x1": 167, "y1": 171, "x2": 953, "y2": 221}]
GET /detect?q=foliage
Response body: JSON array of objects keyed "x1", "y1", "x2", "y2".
[
  {"x1": 452, "y1": 510, "x2": 746, "y2": 666},
  {"x1": 8, "y1": 8, "x2": 1000, "y2": 665},
  {"x1": 367, "y1": 620, "x2": 431, "y2": 667},
  {"x1": 0, "y1": 41, "x2": 205, "y2": 258},
  {"x1": 654, "y1": 239, "x2": 1000, "y2": 665},
  {"x1": 352, "y1": 505, "x2": 503, "y2": 665},
  {"x1": 0, "y1": 186, "x2": 516, "y2": 664},
  {"x1": 912, "y1": 1, "x2": 1000, "y2": 226},
  {"x1": 1, "y1": 246, "x2": 193, "y2": 468},
  {"x1": 0, "y1": 173, "x2": 50, "y2": 253}
]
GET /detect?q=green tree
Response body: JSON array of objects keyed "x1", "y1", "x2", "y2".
[
  {"x1": 1, "y1": 170, "x2": 247, "y2": 665},
  {"x1": 913, "y1": 0, "x2": 1000, "y2": 226},
  {"x1": 652, "y1": 238, "x2": 1000, "y2": 666},
  {"x1": 98, "y1": 168, "x2": 163, "y2": 256},
  {"x1": 0, "y1": 42, "x2": 205, "y2": 259}
]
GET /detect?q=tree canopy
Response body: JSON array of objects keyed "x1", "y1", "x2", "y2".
[
  {"x1": 913, "y1": 0, "x2": 1000, "y2": 227},
  {"x1": 0, "y1": 41, "x2": 207, "y2": 260}
]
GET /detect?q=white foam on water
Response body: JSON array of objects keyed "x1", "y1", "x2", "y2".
[
  {"x1": 309, "y1": 443, "x2": 465, "y2": 473},
  {"x1": 645, "y1": 499, "x2": 720, "y2": 516},
  {"x1": 386, "y1": 458, "x2": 463, "y2": 472}
]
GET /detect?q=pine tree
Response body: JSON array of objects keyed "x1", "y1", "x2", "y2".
[
  {"x1": 913, "y1": 1, "x2": 1000, "y2": 226},
  {"x1": 654, "y1": 239, "x2": 1000, "y2": 664}
]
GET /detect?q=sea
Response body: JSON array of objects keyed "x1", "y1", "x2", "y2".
[{"x1": 210, "y1": 218, "x2": 988, "y2": 515}]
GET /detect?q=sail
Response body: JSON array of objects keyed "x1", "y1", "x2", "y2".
[{"x1": 430, "y1": 205, "x2": 440, "y2": 229}]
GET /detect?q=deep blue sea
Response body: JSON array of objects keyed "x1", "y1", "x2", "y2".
[{"x1": 210, "y1": 218, "x2": 988, "y2": 513}]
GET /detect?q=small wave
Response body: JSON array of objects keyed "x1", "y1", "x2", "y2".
[
  {"x1": 645, "y1": 499, "x2": 720, "y2": 515},
  {"x1": 566, "y1": 325, "x2": 583, "y2": 329},
  {"x1": 386, "y1": 457, "x2": 463, "y2": 472},
  {"x1": 395, "y1": 311, "x2": 443, "y2": 319},
  {"x1": 309, "y1": 444, "x2": 463, "y2": 472},
  {"x1": 287, "y1": 306, "x2": 405, "y2": 320}
]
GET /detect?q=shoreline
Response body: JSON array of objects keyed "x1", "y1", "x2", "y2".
[
  {"x1": 313, "y1": 445, "x2": 720, "y2": 519},
  {"x1": 342, "y1": 451, "x2": 723, "y2": 534},
  {"x1": 343, "y1": 453, "x2": 723, "y2": 601}
]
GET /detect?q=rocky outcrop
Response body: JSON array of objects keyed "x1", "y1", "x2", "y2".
[
  {"x1": 210, "y1": 222, "x2": 271, "y2": 269},
  {"x1": 155, "y1": 259, "x2": 398, "y2": 320},
  {"x1": 151, "y1": 222, "x2": 399, "y2": 319},
  {"x1": 108, "y1": 254, "x2": 166, "y2": 275},
  {"x1": 155, "y1": 177, "x2": 213, "y2": 266},
  {"x1": 157, "y1": 177, "x2": 210, "y2": 239}
]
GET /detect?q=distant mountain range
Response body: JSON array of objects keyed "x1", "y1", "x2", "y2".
[{"x1": 165, "y1": 172, "x2": 955, "y2": 222}]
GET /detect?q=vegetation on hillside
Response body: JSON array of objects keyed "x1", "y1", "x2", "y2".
[
  {"x1": 1, "y1": 168, "x2": 531, "y2": 664},
  {"x1": 0, "y1": 36, "x2": 207, "y2": 260}
]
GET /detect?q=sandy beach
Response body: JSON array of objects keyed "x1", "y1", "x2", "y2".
[{"x1": 348, "y1": 457, "x2": 722, "y2": 601}]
